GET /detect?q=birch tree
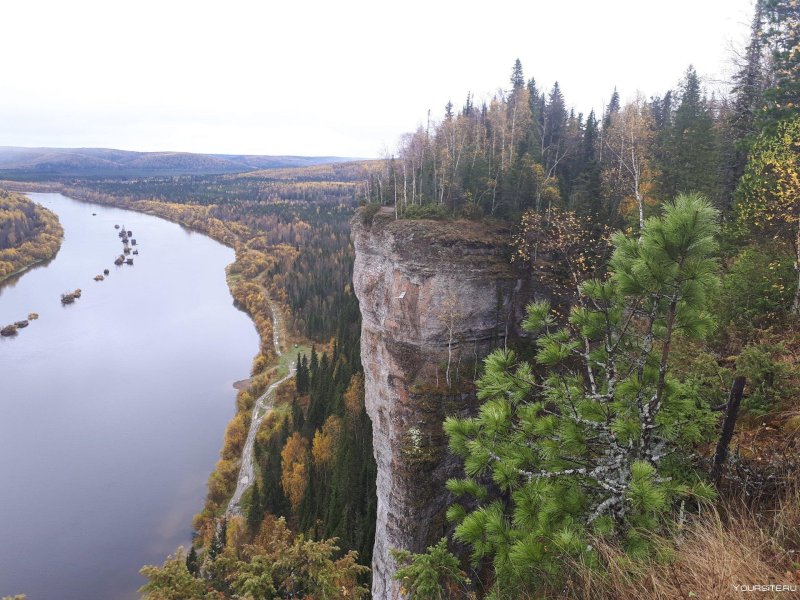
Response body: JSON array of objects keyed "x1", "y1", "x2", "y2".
[{"x1": 602, "y1": 95, "x2": 659, "y2": 230}]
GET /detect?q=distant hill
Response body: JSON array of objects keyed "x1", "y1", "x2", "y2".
[{"x1": 0, "y1": 147, "x2": 358, "y2": 178}]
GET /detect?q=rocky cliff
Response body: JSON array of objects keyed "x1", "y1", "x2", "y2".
[{"x1": 352, "y1": 209, "x2": 530, "y2": 599}]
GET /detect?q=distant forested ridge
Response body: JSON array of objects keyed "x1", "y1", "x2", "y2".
[
  {"x1": 0, "y1": 190, "x2": 63, "y2": 280},
  {"x1": 2, "y1": 160, "x2": 382, "y2": 341},
  {"x1": 0, "y1": 146, "x2": 358, "y2": 178}
]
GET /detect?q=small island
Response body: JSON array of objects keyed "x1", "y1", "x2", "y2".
[
  {"x1": 61, "y1": 288, "x2": 82, "y2": 305},
  {"x1": 2, "y1": 318, "x2": 33, "y2": 337}
]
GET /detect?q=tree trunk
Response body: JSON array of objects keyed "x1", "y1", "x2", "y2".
[
  {"x1": 793, "y1": 260, "x2": 800, "y2": 315},
  {"x1": 711, "y1": 376, "x2": 746, "y2": 483},
  {"x1": 793, "y1": 227, "x2": 800, "y2": 314}
]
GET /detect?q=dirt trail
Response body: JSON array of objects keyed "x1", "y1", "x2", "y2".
[{"x1": 226, "y1": 303, "x2": 293, "y2": 516}]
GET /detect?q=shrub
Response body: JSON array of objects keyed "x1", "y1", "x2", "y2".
[
  {"x1": 401, "y1": 203, "x2": 448, "y2": 220},
  {"x1": 359, "y1": 203, "x2": 381, "y2": 226},
  {"x1": 737, "y1": 343, "x2": 797, "y2": 417},
  {"x1": 718, "y1": 246, "x2": 796, "y2": 331},
  {"x1": 458, "y1": 202, "x2": 484, "y2": 220}
]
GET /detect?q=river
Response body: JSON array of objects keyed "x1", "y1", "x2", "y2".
[{"x1": 0, "y1": 193, "x2": 259, "y2": 599}]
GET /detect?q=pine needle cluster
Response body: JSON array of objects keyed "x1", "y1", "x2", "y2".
[{"x1": 443, "y1": 194, "x2": 722, "y2": 594}]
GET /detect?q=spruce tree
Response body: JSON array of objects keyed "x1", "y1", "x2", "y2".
[
  {"x1": 310, "y1": 345, "x2": 319, "y2": 376},
  {"x1": 185, "y1": 545, "x2": 199, "y2": 576},
  {"x1": 574, "y1": 110, "x2": 602, "y2": 216},
  {"x1": 760, "y1": 0, "x2": 800, "y2": 128},
  {"x1": 527, "y1": 77, "x2": 544, "y2": 163},
  {"x1": 719, "y1": 2, "x2": 768, "y2": 207},
  {"x1": 392, "y1": 539, "x2": 471, "y2": 600},
  {"x1": 543, "y1": 82, "x2": 568, "y2": 179},
  {"x1": 444, "y1": 194, "x2": 720, "y2": 593},
  {"x1": 660, "y1": 67, "x2": 717, "y2": 199},
  {"x1": 247, "y1": 480, "x2": 263, "y2": 531},
  {"x1": 295, "y1": 354, "x2": 304, "y2": 394},
  {"x1": 208, "y1": 519, "x2": 227, "y2": 560},
  {"x1": 603, "y1": 86, "x2": 620, "y2": 129},
  {"x1": 511, "y1": 58, "x2": 525, "y2": 90}
]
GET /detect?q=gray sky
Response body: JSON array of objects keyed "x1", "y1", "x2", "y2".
[{"x1": 1, "y1": 0, "x2": 755, "y2": 158}]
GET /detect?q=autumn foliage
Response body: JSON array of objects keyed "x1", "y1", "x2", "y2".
[
  {"x1": 0, "y1": 190, "x2": 63, "y2": 280},
  {"x1": 280, "y1": 432, "x2": 309, "y2": 511}
]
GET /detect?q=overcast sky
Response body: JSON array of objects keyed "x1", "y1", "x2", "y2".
[{"x1": 0, "y1": 0, "x2": 755, "y2": 158}]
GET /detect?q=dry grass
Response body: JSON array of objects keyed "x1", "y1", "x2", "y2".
[{"x1": 554, "y1": 493, "x2": 800, "y2": 600}]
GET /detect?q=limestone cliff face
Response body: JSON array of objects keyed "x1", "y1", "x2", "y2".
[{"x1": 352, "y1": 210, "x2": 529, "y2": 599}]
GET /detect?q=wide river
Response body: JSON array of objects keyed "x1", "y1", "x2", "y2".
[{"x1": 0, "y1": 193, "x2": 259, "y2": 599}]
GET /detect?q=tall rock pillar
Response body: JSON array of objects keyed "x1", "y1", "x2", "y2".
[{"x1": 352, "y1": 210, "x2": 525, "y2": 599}]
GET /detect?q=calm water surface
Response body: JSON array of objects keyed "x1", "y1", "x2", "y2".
[{"x1": 0, "y1": 193, "x2": 258, "y2": 599}]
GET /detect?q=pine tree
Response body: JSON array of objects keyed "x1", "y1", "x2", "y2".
[{"x1": 444, "y1": 194, "x2": 720, "y2": 594}]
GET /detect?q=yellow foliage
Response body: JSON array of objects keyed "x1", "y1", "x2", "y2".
[
  {"x1": 225, "y1": 515, "x2": 248, "y2": 555},
  {"x1": 280, "y1": 432, "x2": 309, "y2": 510},
  {"x1": 221, "y1": 412, "x2": 249, "y2": 460},
  {"x1": 0, "y1": 190, "x2": 63, "y2": 280},
  {"x1": 344, "y1": 372, "x2": 365, "y2": 420},
  {"x1": 312, "y1": 415, "x2": 343, "y2": 468}
]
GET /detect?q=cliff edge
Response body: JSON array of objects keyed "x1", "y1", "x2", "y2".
[{"x1": 352, "y1": 209, "x2": 528, "y2": 599}]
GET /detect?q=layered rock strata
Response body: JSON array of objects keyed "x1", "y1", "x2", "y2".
[{"x1": 352, "y1": 209, "x2": 529, "y2": 599}]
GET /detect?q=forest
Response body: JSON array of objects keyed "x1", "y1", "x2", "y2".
[
  {"x1": 376, "y1": 1, "x2": 800, "y2": 598},
  {"x1": 1, "y1": 165, "x2": 381, "y2": 595},
  {"x1": 0, "y1": 190, "x2": 62, "y2": 281},
  {"x1": 5, "y1": 0, "x2": 795, "y2": 596}
]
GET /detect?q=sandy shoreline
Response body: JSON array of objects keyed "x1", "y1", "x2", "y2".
[{"x1": 232, "y1": 377, "x2": 253, "y2": 391}]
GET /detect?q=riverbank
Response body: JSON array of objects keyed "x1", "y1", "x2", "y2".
[
  {"x1": 0, "y1": 192, "x2": 262, "y2": 599},
  {"x1": 0, "y1": 190, "x2": 64, "y2": 284},
  {"x1": 1, "y1": 180, "x2": 306, "y2": 542}
]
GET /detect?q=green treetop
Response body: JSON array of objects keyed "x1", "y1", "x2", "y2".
[{"x1": 443, "y1": 194, "x2": 721, "y2": 594}]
